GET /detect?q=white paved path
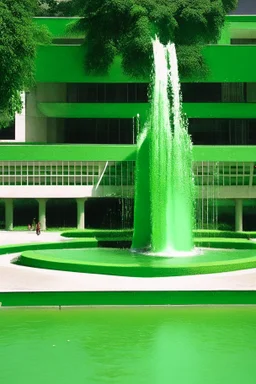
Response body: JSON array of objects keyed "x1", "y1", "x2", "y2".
[
  {"x1": 0, "y1": 231, "x2": 256, "y2": 292},
  {"x1": 0, "y1": 230, "x2": 65, "y2": 245}
]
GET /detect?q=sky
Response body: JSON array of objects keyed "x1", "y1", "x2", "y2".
[{"x1": 231, "y1": 0, "x2": 256, "y2": 14}]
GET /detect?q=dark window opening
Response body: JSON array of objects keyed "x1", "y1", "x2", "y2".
[
  {"x1": 69, "y1": 82, "x2": 223, "y2": 103},
  {"x1": 221, "y1": 83, "x2": 246, "y2": 102},
  {"x1": 182, "y1": 83, "x2": 256, "y2": 103},
  {"x1": 67, "y1": 83, "x2": 148, "y2": 103},
  {"x1": 66, "y1": 82, "x2": 256, "y2": 104},
  {"x1": 0, "y1": 121, "x2": 15, "y2": 140},
  {"x1": 188, "y1": 119, "x2": 256, "y2": 145},
  {"x1": 64, "y1": 118, "x2": 136, "y2": 144},
  {"x1": 85, "y1": 198, "x2": 134, "y2": 229},
  {"x1": 231, "y1": 39, "x2": 256, "y2": 45},
  {"x1": 181, "y1": 83, "x2": 222, "y2": 102}
]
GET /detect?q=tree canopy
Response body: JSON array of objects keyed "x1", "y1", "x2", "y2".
[
  {"x1": 0, "y1": 0, "x2": 50, "y2": 127},
  {"x1": 36, "y1": 0, "x2": 74, "y2": 17},
  {"x1": 72, "y1": 0, "x2": 238, "y2": 78}
]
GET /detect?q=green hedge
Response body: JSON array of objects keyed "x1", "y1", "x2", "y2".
[
  {"x1": 0, "y1": 238, "x2": 98, "y2": 256},
  {"x1": 61, "y1": 229, "x2": 133, "y2": 239},
  {"x1": 194, "y1": 238, "x2": 256, "y2": 249},
  {"x1": 13, "y1": 226, "x2": 76, "y2": 232},
  {"x1": 194, "y1": 230, "x2": 256, "y2": 239},
  {"x1": 1, "y1": 231, "x2": 255, "y2": 261},
  {"x1": 61, "y1": 229, "x2": 256, "y2": 240}
]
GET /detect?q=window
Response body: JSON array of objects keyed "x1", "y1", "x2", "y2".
[
  {"x1": 231, "y1": 39, "x2": 256, "y2": 45},
  {"x1": 188, "y1": 119, "x2": 256, "y2": 145},
  {"x1": 67, "y1": 83, "x2": 148, "y2": 103},
  {"x1": 246, "y1": 83, "x2": 256, "y2": 102},
  {"x1": 64, "y1": 118, "x2": 135, "y2": 144},
  {"x1": 0, "y1": 120, "x2": 15, "y2": 140},
  {"x1": 221, "y1": 83, "x2": 246, "y2": 102},
  {"x1": 181, "y1": 83, "x2": 222, "y2": 102}
]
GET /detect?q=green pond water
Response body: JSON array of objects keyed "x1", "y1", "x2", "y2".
[
  {"x1": 24, "y1": 247, "x2": 256, "y2": 265},
  {"x1": 1, "y1": 306, "x2": 256, "y2": 384}
]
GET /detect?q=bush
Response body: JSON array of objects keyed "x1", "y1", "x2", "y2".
[
  {"x1": 194, "y1": 230, "x2": 256, "y2": 239},
  {"x1": 61, "y1": 229, "x2": 256, "y2": 241},
  {"x1": 61, "y1": 229, "x2": 133, "y2": 239}
]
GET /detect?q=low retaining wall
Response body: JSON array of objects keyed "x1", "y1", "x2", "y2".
[{"x1": 1, "y1": 291, "x2": 256, "y2": 307}]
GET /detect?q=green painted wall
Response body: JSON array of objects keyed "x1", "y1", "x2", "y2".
[
  {"x1": 15, "y1": 17, "x2": 256, "y2": 166},
  {"x1": 222, "y1": 19, "x2": 256, "y2": 44},
  {"x1": 225, "y1": 16, "x2": 256, "y2": 23},
  {"x1": 227, "y1": 21, "x2": 256, "y2": 31},
  {"x1": 0, "y1": 145, "x2": 137, "y2": 161},
  {"x1": 35, "y1": 45, "x2": 256, "y2": 83},
  {"x1": 193, "y1": 146, "x2": 256, "y2": 162},
  {"x1": 184, "y1": 103, "x2": 256, "y2": 118},
  {"x1": 0, "y1": 145, "x2": 255, "y2": 162},
  {"x1": 197, "y1": 46, "x2": 256, "y2": 83},
  {"x1": 38, "y1": 102, "x2": 256, "y2": 119},
  {"x1": 35, "y1": 46, "x2": 141, "y2": 83},
  {"x1": 38, "y1": 103, "x2": 149, "y2": 119},
  {"x1": 2, "y1": 290, "x2": 256, "y2": 306},
  {"x1": 33, "y1": 16, "x2": 256, "y2": 83}
]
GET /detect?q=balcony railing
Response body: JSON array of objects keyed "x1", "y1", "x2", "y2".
[
  {"x1": 0, "y1": 161, "x2": 135, "y2": 187},
  {"x1": 0, "y1": 161, "x2": 255, "y2": 188},
  {"x1": 194, "y1": 162, "x2": 255, "y2": 186}
]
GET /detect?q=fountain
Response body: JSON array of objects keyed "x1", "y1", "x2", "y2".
[
  {"x1": 15, "y1": 39, "x2": 256, "y2": 277},
  {"x1": 132, "y1": 37, "x2": 194, "y2": 255}
]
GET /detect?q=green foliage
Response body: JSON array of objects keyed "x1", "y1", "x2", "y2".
[
  {"x1": 36, "y1": 0, "x2": 74, "y2": 17},
  {"x1": 61, "y1": 228, "x2": 256, "y2": 241},
  {"x1": 72, "y1": 0, "x2": 238, "y2": 78},
  {"x1": 0, "y1": 0, "x2": 50, "y2": 127},
  {"x1": 61, "y1": 228, "x2": 256, "y2": 242},
  {"x1": 61, "y1": 229, "x2": 133, "y2": 238},
  {"x1": 193, "y1": 230, "x2": 256, "y2": 239}
]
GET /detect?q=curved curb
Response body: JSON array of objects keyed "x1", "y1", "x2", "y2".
[
  {"x1": 17, "y1": 247, "x2": 256, "y2": 277},
  {"x1": 0, "y1": 238, "x2": 98, "y2": 256}
]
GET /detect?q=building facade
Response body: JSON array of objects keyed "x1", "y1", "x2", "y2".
[{"x1": 1, "y1": 15, "x2": 256, "y2": 231}]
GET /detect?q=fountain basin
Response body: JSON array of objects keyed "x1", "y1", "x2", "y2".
[{"x1": 16, "y1": 247, "x2": 256, "y2": 277}]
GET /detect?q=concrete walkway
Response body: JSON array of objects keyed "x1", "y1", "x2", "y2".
[
  {"x1": 0, "y1": 231, "x2": 256, "y2": 292},
  {"x1": 0, "y1": 230, "x2": 64, "y2": 245}
]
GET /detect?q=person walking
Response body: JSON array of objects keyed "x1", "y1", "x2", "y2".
[
  {"x1": 32, "y1": 218, "x2": 36, "y2": 231},
  {"x1": 36, "y1": 222, "x2": 41, "y2": 236}
]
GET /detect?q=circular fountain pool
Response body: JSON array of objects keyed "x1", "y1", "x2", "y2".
[{"x1": 15, "y1": 247, "x2": 256, "y2": 277}]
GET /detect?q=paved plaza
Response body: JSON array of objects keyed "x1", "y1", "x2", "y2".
[{"x1": 0, "y1": 231, "x2": 256, "y2": 292}]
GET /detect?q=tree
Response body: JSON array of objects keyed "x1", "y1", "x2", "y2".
[
  {"x1": 36, "y1": 0, "x2": 74, "y2": 17},
  {"x1": 0, "y1": 0, "x2": 50, "y2": 127},
  {"x1": 71, "y1": 0, "x2": 238, "y2": 78}
]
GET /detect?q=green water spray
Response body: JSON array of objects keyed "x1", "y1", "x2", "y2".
[{"x1": 132, "y1": 37, "x2": 194, "y2": 254}]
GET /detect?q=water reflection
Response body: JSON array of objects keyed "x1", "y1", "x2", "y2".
[{"x1": 0, "y1": 307, "x2": 256, "y2": 384}]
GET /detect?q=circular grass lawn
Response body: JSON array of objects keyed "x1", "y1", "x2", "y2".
[{"x1": 16, "y1": 247, "x2": 256, "y2": 277}]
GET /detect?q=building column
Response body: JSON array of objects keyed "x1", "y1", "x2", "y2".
[
  {"x1": 77, "y1": 198, "x2": 86, "y2": 229},
  {"x1": 5, "y1": 199, "x2": 13, "y2": 231},
  {"x1": 235, "y1": 199, "x2": 243, "y2": 232},
  {"x1": 15, "y1": 92, "x2": 26, "y2": 142},
  {"x1": 37, "y1": 198, "x2": 47, "y2": 231}
]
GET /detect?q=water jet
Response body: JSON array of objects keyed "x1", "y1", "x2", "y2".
[{"x1": 14, "y1": 39, "x2": 256, "y2": 277}]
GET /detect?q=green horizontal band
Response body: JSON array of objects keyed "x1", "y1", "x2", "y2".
[
  {"x1": 35, "y1": 45, "x2": 256, "y2": 83},
  {"x1": 0, "y1": 145, "x2": 255, "y2": 162},
  {"x1": 38, "y1": 102, "x2": 256, "y2": 119}
]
